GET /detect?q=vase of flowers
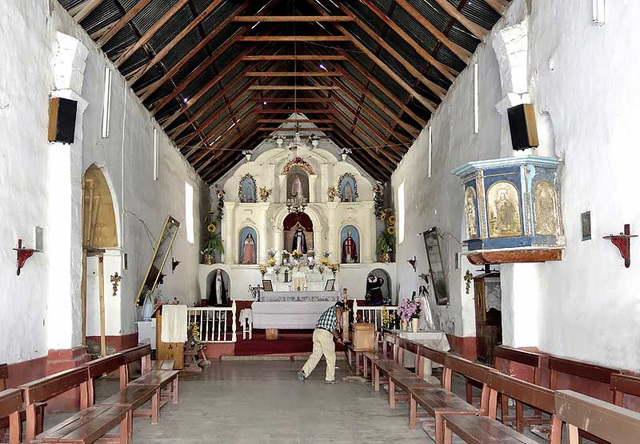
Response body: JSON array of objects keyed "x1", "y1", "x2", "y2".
[
  {"x1": 258, "y1": 187, "x2": 272, "y2": 202},
  {"x1": 259, "y1": 263, "x2": 267, "y2": 279},
  {"x1": 291, "y1": 249, "x2": 303, "y2": 260},
  {"x1": 397, "y1": 298, "x2": 420, "y2": 331},
  {"x1": 267, "y1": 248, "x2": 277, "y2": 267},
  {"x1": 327, "y1": 186, "x2": 337, "y2": 201},
  {"x1": 328, "y1": 263, "x2": 340, "y2": 277}
]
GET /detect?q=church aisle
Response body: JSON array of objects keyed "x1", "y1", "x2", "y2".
[{"x1": 131, "y1": 360, "x2": 426, "y2": 443}]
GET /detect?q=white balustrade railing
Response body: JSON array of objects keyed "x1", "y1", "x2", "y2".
[
  {"x1": 187, "y1": 301, "x2": 237, "y2": 343},
  {"x1": 352, "y1": 300, "x2": 397, "y2": 331}
]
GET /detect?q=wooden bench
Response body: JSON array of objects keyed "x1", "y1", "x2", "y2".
[
  {"x1": 387, "y1": 339, "x2": 436, "y2": 409},
  {"x1": 494, "y1": 345, "x2": 549, "y2": 431},
  {"x1": 0, "y1": 389, "x2": 22, "y2": 444},
  {"x1": 21, "y1": 366, "x2": 131, "y2": 443},
  {"x1": 0, "y1": 363, "x2": 45, "y2": 442},
  {"x1": 611, "y1": 373, "x2": 640, "y2": 407},
  {"x1": 442, "y1": 369, "x2": 562, "y2": 444},
  {"x1": 556, "y1": 389, "x2": 640, "y2": 444}
]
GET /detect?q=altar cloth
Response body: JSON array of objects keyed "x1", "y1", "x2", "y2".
[
  {"x1": 259, "y1": 291, "x2": 338, "y2": 302},
  {"x1": 252, "y1": 301, "x2": 336, "y2": 329}
]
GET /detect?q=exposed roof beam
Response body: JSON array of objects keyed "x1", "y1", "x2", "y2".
[
  {"x1": 236, "y1": 35, "x2": 350, "y2": 42},
  {"x1": 431, "y1": 0, "x2": 488, "y2": 40},
  {"x1": 251, "y1": 97, "x2": 338, "y2": 103},
  {"x1": 232, "y1": 15, "x2": 353, "y2": 22},
  {"x1": 115, "y1": 0, "x2": 189, "y2": 68},
  {"x1": 248, "y1": 85, "x2": 340, "y2": 91},
  {"x1": 335, "y1": 3, "x2": 446, "y2": 100},
  {"x1": 256, "y1": 119, "x2": 333, "y2": 124},
  {"x1": 244, "y1": 71, "x2": 342, "y2": 77},
  {"x1": 242, "y1": 55, "x2": 348, "y2": 61},
  {"x1": 258, "y1": 127, "x2": 334, "y2": 131},
  {"x1": 139, "y1": 0, "x2": 272, "y2": 101},
  {"x1": 359, "y1": 0, "x2": 457, "y2": 82},
  {"x1": 307, "y1": 0, "x2": 436, "y2": 112},
  {"x1": 252, "y1": 109, "x2": 337, "y2": 114},
  {"x1": 97, "y1": 0, "x2": 151, "y2": 48},
  {"x1": 393, "y1": 0, "x2": 471, "y2": 63},
  {"x1": 128, "y1": 0, "x2": 226, "y2": 85},
  {"x1": 72, "y1": 0, "x2": 104, "y2": 23},
  {"x1": 484, "y1": 0, "x2": 509, "y2": 14}
]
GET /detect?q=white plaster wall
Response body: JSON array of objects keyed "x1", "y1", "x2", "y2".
[
  {"x1": 393, "y1": 0, "x2": 640, "y2": 369},
  {"x1": 0, "y1": 0, "x2": 206, "y2": 364}
]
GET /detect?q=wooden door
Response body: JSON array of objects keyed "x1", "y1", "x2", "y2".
[{"x1": 473, "y1": 277, "x2": 488, "y2": 362}]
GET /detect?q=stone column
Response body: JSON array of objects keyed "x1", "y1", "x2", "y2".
[
  {"x1": 257, "y1": 203, "x2": 270, "y2": 263},
  {"x1": 278, "y1": 175, "x2": 287, "y2": 203},
  {"x1": 361, "y1": 202, "x2": 375, "y2": 263},
  {"x1": 326, "y1": 202, "x2": 339, "y2": 262},
  {"x1": 320, "y1": 163, "x2": 330, "y2": 203},
  {"x1": 309, "y1": 174, "x2": 318, "y2": 203},
  {"x1": 274, "y1": 228, "x2": 284, "y2": 262},
  {"x1": 224, "y1": 202, "x2": 236, "y2": 264}
]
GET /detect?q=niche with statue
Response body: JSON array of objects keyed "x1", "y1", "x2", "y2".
[{"x1": 452, "y1": 156, "x2": 564, "y2": 264}]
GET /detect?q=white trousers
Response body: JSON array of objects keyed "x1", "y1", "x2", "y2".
[{"x1": 302, "y1": 328, "x2": 336, "y2": 381}]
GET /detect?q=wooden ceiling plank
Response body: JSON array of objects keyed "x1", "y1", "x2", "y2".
[
  {"x1": 231, "y1": 15, "x2": 353, "y2": 22},
  {"x1": 248, "y1": 85, "x2": 340, "y2": 91},
  {"x1": 393, "y1": 0, "x2": 471, "y2": 63},
  {"x1": 359, "y1": 0, "x2": 457, "y2": 82},
  {"x1": 244, "y1": 71, "x2": 342, "y2": 77},
  {"x1": 257, "y1": 126, "x2": 334, "y2": 131},
  {"x1": 139, "y1": 0, "x2": 273, "y2": 102},
  {"x1": 256, "y1": 119, "x2": 333, "y2": 124},
  {"x1": 159, "y1": 46, "x2": 254, "y2": 127},
  {"x1": 129, "y1": 0, "x2": 226, "y2": 85},
  {"x1": 72, "y1": 0, "x2": 104, "y2": 23},
  {"x1": 252, "y1": 109, "x2": 337, "y2": 114},
  {"x1": 251, "y1": 97, "x2": 338, "y2": 103},
  {"x1": 97, "y1": 0, "x2": 152, "y2": 48},
  {"x1": 236, "y1": 35, "x2": 350, "y2": 42},
  {"x1": 431, "y1": 0, "x2": 488, "y2": 40},
  {"x1": 115, "y1": 0, "x2": 190, "y2": 68},
  {"x1": 242, "y1": 55, "x2": 348, "y2": 61},
  {"x1": 335, "y1": 3, "x2": 446, "y2": 99}
]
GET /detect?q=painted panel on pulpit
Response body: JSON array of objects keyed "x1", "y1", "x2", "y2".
[
  {"x1": 238, "y1": 174, "x2": 256, "y2": 203},
  {"x1": 239, "y1": 227, "x2": 258, "y2": 264},
  {"x1": 533, "y1": 180, "x2": 559, "y2": 236},
  {"x1": 340, "y1": 225, "x2": 360, "y2": 264},
  {"x1": 464, "y1": 186, "x2": 479, "y2": 240},
  {"x1": 338, "y1": 173, "x2": 358, "y2": 202},
  {"x1": 283, "y1": 212, "x2": 313, "y2": 254},
  {"x1": 487, "y1": 181, "x2": 522, "y2": 238},
  {"x1": 286, "y1": 168, "x2": 309, "y2": 201}
]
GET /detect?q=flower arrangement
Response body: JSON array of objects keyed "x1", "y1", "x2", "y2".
[
  {"x1": 328, "y1": 263, "x2": 340, "y2": 276},
  {"x1": 267, "y1": 248, "x2": 277, "y2": 266},
  {"x1": 215, "y1": 188, "x2": 225, "y2": 221},
  {"x1": 320, "y1": 252, "x2": 331, "y2": 266},
  {"x1": 382, "y1": 307, "x2": 390, "y2": 329},
  {"x1": 374, "y1": 184, "x2": 384, "y2": 219},
  {"x1": 259, "y1": 263, "x2": 268, "y2": 277},
  {"x1": 201, "y1": 212, "x2": 224, "y2": 264},
  {"x1": 397, "y1": 298, "x2": 420, "y2": 322},
  {"x1": 377, "y1": 208, "x2": 396, "y2": 262},
  {"x1": 190, "y1": 322, "x2": 201, "y2": 347},
  {"x1": 291, "y1": 249, "x2": 303, "y2": 260},
  {"x1": 327, "y1": 185, "x2": 337, "y2": 201},
  {"x1": 258, "y1": 186, "x2": 272, "y2": 202}
]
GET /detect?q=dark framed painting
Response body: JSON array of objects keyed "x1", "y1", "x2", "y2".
[
  {"x1": 581, "y1": 211, "x2": 591, "y2": 241},
  {"x1": 262, "y1": 280, "x2": 273, "y2": 292},
  {"x1": 423, "y1": 227, "x2": 449, "y2": 306},
  {"x1": 324, "y1": 279, "x2": 335, "y2": 292}
]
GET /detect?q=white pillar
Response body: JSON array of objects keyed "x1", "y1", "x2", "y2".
[
  {"x1": 326, "y1": 202, "x2": 339, "y2": 262},
  {"x1": 47, "y1": 33, "x2": 89, "y2": 351},
  {"x1": 278, "y1": 175, "x2": 287, "y2": 203},
  {"x1": 257, "y1": 203, "x2": 269, "y2": 263},
  {"x1": 224, "y1": 202, "x2": 236, "y2": 264},
  {"x1": 309, "y1": 174, "x2": 318, "y2": 203},
  {"x1": 320, "y1": 163, "x2": 330, "y2": 203},
  {"x1": 274, "y1": 228, "x2": 284, "y2": 261},
  {"x1": 362, "y1": 202, "x2": 375, "y2": 263}
]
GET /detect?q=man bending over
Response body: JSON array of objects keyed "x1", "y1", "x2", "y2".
[{"x1": 298, "y1": 302, "x2": 344, "y2": 384}]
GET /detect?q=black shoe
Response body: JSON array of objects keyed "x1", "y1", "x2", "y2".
[{"x1": 297, "y1": 371, "x2": 306, "y2": 382}]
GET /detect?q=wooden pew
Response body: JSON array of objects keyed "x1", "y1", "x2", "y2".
[
  {"x1": 0, "y1": 389, "x2": 22, "y2": 444},
  {"x1": 556, "y1": 390, "x2": 640, "y2": 444},
  {"x1": 86, "y1": 353, "x2": 125, "y2": 406},
  {"x1": 387, "y1": 339, "x2": 436, "y2": 409},
  {"x1": 442, "y1": 369, "x2": 562, "y2": 444},
  {"x1": 0, "y1": 363, "x2": 45, "y2": 442},
  {"x1": 21, "y1": 367, "x2": 131, "y2": 443},
  {"x1": 494, "y1": 345, "x2": 549, "y2": 431},
  {"x1": 611, "y1": 373, "x2": 640, "y2": 407}
]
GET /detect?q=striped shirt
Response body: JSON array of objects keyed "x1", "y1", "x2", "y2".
[{"x1": 316, "y1": 306, "x2": 338, "y2": 332}]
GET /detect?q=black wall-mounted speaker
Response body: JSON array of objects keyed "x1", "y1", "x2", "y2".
[
  {"x1": 48, "y1": 97, "x2": 77, "y2": 144},
  {"x1": 507, "y1": 104, "x2": 539, "y2": 150}
]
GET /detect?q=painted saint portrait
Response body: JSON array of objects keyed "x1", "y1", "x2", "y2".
[
  {"x1": 338, "y1": 173, "x2": 358, "y2": 202},
  {"x1": 238, "y1": 174, "x2": 256, "y2": 203},
  {"x1": 533, "y1": 180, "x2": 559, "y2": 236},
  {"x1": 464, "y1": 186, "x2": 478, "y2": 239},
  {"x1": 487, "y1": 181, "x2": 522, "y2": 238},
  {"x1": 239, "y1": 227, "x2": 257, "y2": 264}
]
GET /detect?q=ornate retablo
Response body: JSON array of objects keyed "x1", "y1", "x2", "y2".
[{"x1": 451, "y1": 156, "x2": 564, "y2": 264}]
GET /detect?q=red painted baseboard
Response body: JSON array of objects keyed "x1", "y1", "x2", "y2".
[{"x1": 446, "y1": 334, "x2": 477, "y2": 361}]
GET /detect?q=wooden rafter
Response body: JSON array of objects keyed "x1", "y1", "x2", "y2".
[
  {"x1": 128, "y1": 0, "x2": 226, "y2": 85},
  {"x1": 236, "y1": 36, "x2": 350, "y2": 42},
  {"x1": 232, "y1": 16, "x2": 354, "y2": 22},
  {"x1": 248, "y1": 86, "x2": 340, "y2": 91},
  {"x1": 431, "y1": 0, "x2": 488, "y2": 40},
  {"x1": 97, "y1": 0, "x2": 151, "y2": 48},
  {"x1": 252, "y1": 109, "x2": 337, "y2": 114},
  {"x1": 244, "y1": 71, "x2": 342, "y2": 77},
  {"x1": 72, "y1": 0, "x2": 104, "y2": 23},
  {"x1": 393, "y1": 0, "x2": 471, "y2": 63},
  {"x1": 251, "y1": 97, "x2": 338, "y2": 103},
  {"x1": 242, "y1": 55, "x2": 348, "y2": 61}
]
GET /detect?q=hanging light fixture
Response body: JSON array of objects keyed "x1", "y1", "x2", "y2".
[
  {"x1": 340, "y1": 148, "x2": 352, "y2": 161},
  {"x1": 243, "y1": 150, "x2": 252, "y2": 162}
]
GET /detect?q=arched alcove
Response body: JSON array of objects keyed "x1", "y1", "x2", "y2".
[
  {"x1": 340, "y1": 225, "x2": 360, "y2": 264},
  {"x1": 286, "y1": 167, "x2": 310, "y2": 201},
  {"x1": 239, "y1": 226, "x2": 258, "y2": 264},
  {"x1": 83, "y1": 164, "x2": 118, "y2": 249},
  {"x1": 366, "y1": 269, "x2": 392, "y2": 305},
  {"x1": 206, "y1": 269, "x2": 231, "y2": 306},
  {"x1": 283, "y1": 212, "x2": 313, "y2": 253}
]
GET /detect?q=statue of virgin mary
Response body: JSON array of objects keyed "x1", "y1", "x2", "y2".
[{"x1": 241, "y1": 233, "x2": 256, "y2": 264}]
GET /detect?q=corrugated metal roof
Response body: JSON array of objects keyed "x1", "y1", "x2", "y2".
[{"x1": 60, "y1": 0, "x2": 506, "y2": 182}]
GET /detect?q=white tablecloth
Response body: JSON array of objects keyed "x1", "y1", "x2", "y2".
[
  {"x1": 259, "y1": 291, "x2": 337, "y2": 302},
  {"x1": 252, "y1": 301, "x2": 335, "y2": 329}
]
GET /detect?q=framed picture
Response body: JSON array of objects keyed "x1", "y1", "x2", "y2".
[
  {"x1": 262, "y1": 280, "x2": 273, "y2": 292},
  {"x1": 423, "y1": 227, "x2": 449, "y2": 306},
  {"x1": 324, "y1": 279, "x2": 335, "y2": 292},
  {"x1": 581, "y1": 211, "x2": 591, "y2": 241}
]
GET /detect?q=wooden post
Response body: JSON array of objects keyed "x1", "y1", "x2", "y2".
[
  {"x1": 231, "y1": 300, "x2": 237, "y2": 343},
  {"x1": 98, "y1": 254, "x2": 106, "y2": 357}
]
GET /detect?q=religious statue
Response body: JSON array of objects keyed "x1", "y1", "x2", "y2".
[
  {"x1": 342, "y1": 230, "x2": 358, "y2": 263},
  {"x1": 291, "y1": 175, "x2": 304, "y2": 199},
  {"x1": 208, "y1": 270, "x2": 227, "y2": 306},
  {"x1": 292, "y1": 225, "x2": 307, "y2": 254},
  {"x1": 342, "y1": 182, "x2": 354, "y2": 202},
  {"x1": 239, "y1": 175, "x2": 256, "y2": 203},
  {"x1": 366, "y1": 275, "x2": 384, "y2": 306},
  {"x1": 417, "y1": 285, "x2": 435, "y2": 331},
  {"x1": 241, "y1": 233, "x2": 256, "y2": 264},
  {"x1": 464, "y1": 187, "x2": 478, "y2": 239}
]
